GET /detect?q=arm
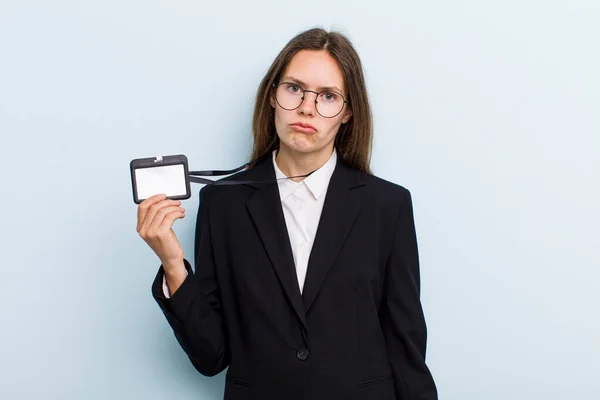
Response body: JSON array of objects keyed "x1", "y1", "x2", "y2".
[
  {"x1": 380, "y1": 189, "x2": 438, "y2": 400},
  {"x1": 151, "y1": 186, "x2": 230, "y2": 376}
]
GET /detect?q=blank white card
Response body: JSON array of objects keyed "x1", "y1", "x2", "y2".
[{"x1": 134, "y1": 164, "x2": 187, "y2": 200}]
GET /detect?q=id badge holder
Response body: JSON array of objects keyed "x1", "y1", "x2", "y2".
[{"x1": 130, "y1": 155, "x2": 191, "y2": 204}]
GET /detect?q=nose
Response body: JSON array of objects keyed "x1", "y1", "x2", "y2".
[{"x1": 298, "y1": 90, "x2": 318, "y2": 116}]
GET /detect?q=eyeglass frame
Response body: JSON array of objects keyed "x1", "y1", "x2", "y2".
[{"x1": 271, "y1": 81, "x2": 350, "y2": 118}]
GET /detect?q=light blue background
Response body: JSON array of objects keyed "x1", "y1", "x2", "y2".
[{"x1": 1, "y1": 1, "x2": 598, "y2": 399}]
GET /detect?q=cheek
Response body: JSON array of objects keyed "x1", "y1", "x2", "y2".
[
  {"x1": 273, "y1": 109, "x2": 290, "y2": 141},
  {"x1": 323, "y1": 118, "x2": 344, "y2": 136},
  {"x1": 274, "y1": 109, "x2": 295, "y2": 133},
  {"x1": 273, "y1": 108, "x2": 284, "y2": 128}
]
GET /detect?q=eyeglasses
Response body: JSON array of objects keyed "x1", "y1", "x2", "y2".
[{"x1": 272, "y1": 82, "x2": 349, "y2": 118}]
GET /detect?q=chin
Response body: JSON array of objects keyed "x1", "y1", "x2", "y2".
[
  {"x1": 283, "y1": 139, "x2": 319, "y2": 153},
  {"x1": 278, "y1": 134, "x2": 313, "y2": 151}
]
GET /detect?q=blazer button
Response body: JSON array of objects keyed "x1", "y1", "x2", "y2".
[{"x1": 297, "y1": 348, "x2": 310, "y2": 361}]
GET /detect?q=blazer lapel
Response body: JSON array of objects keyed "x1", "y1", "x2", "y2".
[
  {"x1": 302, "y1": 156, "x2": 365, "y2": 314},
  {"x1": 246, "y1": 154, "x2": 307, "y2": 330}
]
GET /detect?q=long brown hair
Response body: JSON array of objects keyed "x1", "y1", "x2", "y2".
[{"x1": 249, "y1": 27, "x2": 373, "y2": 174}]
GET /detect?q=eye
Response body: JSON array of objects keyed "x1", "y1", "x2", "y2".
[
  {"x1": 321, "y1": 91, "x2": 339, "y2": 102},
  {"x1": 285, "y1": 83, "x2": 302, "y2": 93}
]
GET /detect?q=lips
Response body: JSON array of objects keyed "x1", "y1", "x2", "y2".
[{"x1": 290, "y1": 122, "x2": 317, "y2": 134}]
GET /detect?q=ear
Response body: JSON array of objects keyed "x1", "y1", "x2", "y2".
[
  {"x1": 269, "y1": 91, "x2": 276, "y2": 109},
  {"x1": 341, "y1": 108, "x2": 353, "y2": 124}
]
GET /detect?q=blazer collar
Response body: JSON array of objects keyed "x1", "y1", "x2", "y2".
[{"x1": 245, "y1": 149, "x2": 366, "y2": 331}]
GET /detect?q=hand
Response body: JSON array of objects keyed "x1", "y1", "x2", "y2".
[{"x1": 137, "y1": 194, "x2": 186, "y2": 271}]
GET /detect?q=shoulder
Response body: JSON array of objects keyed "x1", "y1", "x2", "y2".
[
  {"x1": 197, "y1": 167, "x2": 257, "y2": 205},
  {"x1": 357, "y1": 172, "x2": 418, "y2": 233},
  {"x1": 361, "y1": 171, "x2": 412, "y2": 207}
]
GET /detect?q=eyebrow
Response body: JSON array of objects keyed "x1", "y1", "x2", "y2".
[{"x1": 281, "y1": 76, "x2": 344, "y2": 94}]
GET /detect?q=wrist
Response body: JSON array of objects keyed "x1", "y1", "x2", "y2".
[{"x1": 162, "y1": 258, "x2": 186, "y2": 276}]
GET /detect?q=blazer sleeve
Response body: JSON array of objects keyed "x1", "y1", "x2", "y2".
[
  {"x1": 380, "y1": 188, "x2": 438, "y2": 400},
  {"x1": 151, "y1": 185, "x2": 230, "y2": 377}
]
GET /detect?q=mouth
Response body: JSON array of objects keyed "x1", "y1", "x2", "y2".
[{"x1": 290, "y1": 123, "x2": 317, "y2": 134}]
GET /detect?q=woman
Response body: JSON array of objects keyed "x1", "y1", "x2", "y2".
[{"x1": 137, "y1": 28, "x2": 438, "y2": 400}]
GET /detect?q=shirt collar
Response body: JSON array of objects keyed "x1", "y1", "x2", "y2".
[{"x1": 272, "y1": 147, "x2": 337, "y2": 201}]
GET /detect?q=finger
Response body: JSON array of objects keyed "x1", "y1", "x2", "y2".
[
  {"x1": 158, "y1": 208, "x2": 186, "y2": 231},
  {"x1": 145, "y1": 205, "x2": 183, "y2": 234},
  {"x1": 139, "y1": 201, "x2": 181, "y2": 234},
  {"x1": 137, "y1": 194, "x2": 167, "y2": 232}
]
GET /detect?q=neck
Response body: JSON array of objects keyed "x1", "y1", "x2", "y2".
[{"x1": 276, "y1": 145, "x2": 334, "y2": 182}]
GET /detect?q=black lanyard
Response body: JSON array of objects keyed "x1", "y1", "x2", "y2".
[{"x1": 188, "y1": 158, "x2": 317, "y2": 185}]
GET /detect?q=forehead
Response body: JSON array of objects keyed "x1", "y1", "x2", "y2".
[{"x1": 282, "y1": 50, "x2": 345, "y2": 92}]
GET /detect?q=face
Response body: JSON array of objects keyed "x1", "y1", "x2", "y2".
[{"x1": 270, "y1": 50, "x2": 352, "y2": 156}]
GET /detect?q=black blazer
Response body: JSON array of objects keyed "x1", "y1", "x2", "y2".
[{"x1": 152, "y1": 152, "x2": 437, "y2": 400}]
